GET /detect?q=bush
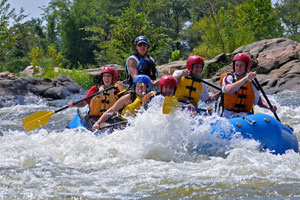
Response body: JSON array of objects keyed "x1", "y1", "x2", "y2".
[
  {"x1": 39, "y1": 66, "x2": 94, "y2": 90},
  {"x1": 1, "y1": 56, "x2": 30, "y2": 73}
]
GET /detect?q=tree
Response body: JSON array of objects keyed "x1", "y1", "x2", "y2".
[
  {"x1": 0, "y1": 0, "x2": 15, "y2": 62},
  {"x1": 236, "y1": 0, "x2": 283, "y2": 40},
  {"x1": 275, "y1": 0, "x2": 300, "y2": 41},
  {"x1": 91, "y1": 0, "x2": 169, "y2": 66}
]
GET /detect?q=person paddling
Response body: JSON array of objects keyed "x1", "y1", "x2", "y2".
[
  {"x1": 68, "y1": 66, "x2": 122, "y2": 130},
  {"x1": 220, "y1": 53, "x2": 277, "y2": 118},
  {"x1": 172, "y1": 55, "x2": 221, "y2": 110},
  {"x1": 125, "y1": 36, "x2": 159, "y2": 87},
  {"x1": 92, "y1": 75, "x2": 152, "y2": 131}
]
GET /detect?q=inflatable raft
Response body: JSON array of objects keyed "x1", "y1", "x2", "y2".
[{"x1": 68, "y1": 112, "x2": 298, "y2": 154}]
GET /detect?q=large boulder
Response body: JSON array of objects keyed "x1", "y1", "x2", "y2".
[
  {"x1": 0, "y1": 72, "x2": 83, "y2": 104},
  {"x1": 210, "y1": 38, "x2": 300, "y2": 94}
]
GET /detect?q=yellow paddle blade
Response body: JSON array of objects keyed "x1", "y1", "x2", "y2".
[
  {"x1": 22, "y1": 110, "x2": 55, "y2": 132},
  {"x1": 162, "y1": 96, "x2": 181, "y2": 114}
]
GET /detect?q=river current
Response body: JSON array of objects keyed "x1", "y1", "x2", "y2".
[{"x1": 1, "y1": 90, "x2": 300, "y2": 199}]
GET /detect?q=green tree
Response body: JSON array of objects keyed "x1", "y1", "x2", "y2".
[
  {"x1": 91, "y1": 0, "x2": 169, "y2": 66},
  {"x1": 236, "y1": 0, "x2": 283, "y2": 40},
  {"x1": 0, "y1": 0, "x2": 15, "y2": 64},
  {"x1": 275, "y1": 0, "x2": 300, "y2": 41}
]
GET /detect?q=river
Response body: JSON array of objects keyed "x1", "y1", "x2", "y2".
[{"x1": 1, "y1": 90, "x2": 300, "y2": 199}]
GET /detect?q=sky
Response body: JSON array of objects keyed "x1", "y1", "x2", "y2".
[{"x1": 8, "y1": 0, "x2": 50, "y2": 21}]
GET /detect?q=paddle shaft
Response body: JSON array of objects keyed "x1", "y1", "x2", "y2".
[
  {"x1": 98, "y1": 121, "x2": 128, "y2": 130},
  {"x1": 253, "y1": 78, "x2": 280, "y2": 121},
  {"x1": 189, "y1": 74, "x2": 222, "y2": 91},
  {"x1": 54, "y1": 85, "x2": 117, "y2": 113}
]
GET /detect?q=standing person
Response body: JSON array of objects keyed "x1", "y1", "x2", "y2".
[
  {"x1": 68, "y1": 66, "x2": 122, "y2": 130},
  {"x1": 220, "y1": 53, "x2": 277, "y2": 118},
  {"x1": 125, "y1": 36, "x2": 159, "y2": 87},
  {"x1": 173, "y1": 55, "x2": 220, "y2": 109},
  {"x1": 92, "y1": 75, "x2": 152, "y2": 131}
]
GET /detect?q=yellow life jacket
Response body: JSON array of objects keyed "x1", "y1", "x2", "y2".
[
  {"x1": 220, "y1": 72, "x2": 255, "y2": 113},
  {"x1": 175, "y1": 74, "x2": 203, "y2": 107},
  {"x1": 120, "y1": 94, "x2": 144, "y2": 118},
  {"x1": 88, "y1": 86, "x2": 117, "y2": 118}
]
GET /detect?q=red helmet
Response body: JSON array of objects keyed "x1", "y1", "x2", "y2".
[
  {"x1": 186, "y1": 55, "x2": 205, "y2": 72},
  {"x1": 100, "y1": 66, "x2": 118, "y2": 83},
  {"x1": 159, "y1": 75, "x2": 177, "y2": 92},
  {"x1": 233, "y1": 53, "x2": 252, "y2": 72}
]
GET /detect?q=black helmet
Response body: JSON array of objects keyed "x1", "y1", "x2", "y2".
[{"x1": 134, "y1": 36, "x2": 149, "y2": 46}]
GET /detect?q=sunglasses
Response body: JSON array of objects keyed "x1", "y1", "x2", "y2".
[{"x1": 137, "y1": 42, "x2": 148, "y2": 47}]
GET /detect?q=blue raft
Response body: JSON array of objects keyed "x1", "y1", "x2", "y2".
[
  {"x1": 225, "y1": 113, "x2": 298, "y2": 154},
  {"x1": 68, "y1": 112, "x2": 298, "y2": 154}
]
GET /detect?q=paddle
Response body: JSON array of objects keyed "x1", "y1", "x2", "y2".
[
  {"x1": 189, "y1": 74, "x2": 222, "y2": 91},
  {"x1": 253, "y1": 77, "x2": 280, "y2": 122},
  {"x1": 23, "y1": 84, "x2": 118, "y2": 132},
  {"x1": 97, "y1": 121, "x2": 128, "y2": 131},
  {"x1": 162, "y1": 96, "x2": 207, "y2": 114}
]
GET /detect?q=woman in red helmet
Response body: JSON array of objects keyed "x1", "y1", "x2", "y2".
[
  {"x1": 68, "y1": 66, "x2": 122, "y2": 129},
  {"x1": 172, "y1": 55, "x2": 220, "y2": 109},
  {"x1": 220, "y1": 53, "x2": 277, "y2": 118}
]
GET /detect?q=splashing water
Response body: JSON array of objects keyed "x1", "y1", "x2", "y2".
[{"x1": 1, "y1": 91, "x2": 300, "y2": 199}]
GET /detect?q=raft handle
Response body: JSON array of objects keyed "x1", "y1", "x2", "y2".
[{"x1": 243, "y1": 116, "x2": 256, "y2": 125}]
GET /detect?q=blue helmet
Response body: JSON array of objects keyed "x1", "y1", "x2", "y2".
[
  {"x1": 134, "y1": 36, "x2": 149, "y2": 46},
  {"x1": 133, "y1": 75, "x2": 152, "y2": 92}
]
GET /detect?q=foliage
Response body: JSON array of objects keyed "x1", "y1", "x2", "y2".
[
  {"x1": 169, "y1": 50, "x2": 181, "y2": 62},
  {"x1": 28, "y1": 45, "x2": 66, "y2": 75},
  {"x1": 91, "y1": 0, "x2": 169, "y2": 67},
  {"x1": 0, "y1": 0, "x2": 16, "y2": 61},
  {"x1": 40, "y1": 65, "x2": 94, "y2": 90},
  {"x1": 274, "y1": 0, "x2": 300, "y2": 42},
  {"x1": 236, "y1": 0, "x2": 283, "y2": 40},
  {"x1": 192, "y1": 0, "x2": 283, "y2": 59}
]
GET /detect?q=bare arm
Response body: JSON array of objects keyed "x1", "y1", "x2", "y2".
[
  {"x1": 257, "y1": 97, "x2": 277, "y2": 112},
  {"x1": 205, "y1": 91, "x2": 222, "y2": 104},
  {"x1": 127, "y1": 58, "x2": 139, "y2": 81},
  {"x1": 92, "y1": 94, "x2": 132, "y2": 131},
  {"x1": 173, "y1": 69, "x2": 189, "y2": 82},
  {"x1": 224, "y1": 72, "x2": 256, "y2": 94},
  {"x1": 68, "y1": 100, "x2": 87, "y2": 108}
]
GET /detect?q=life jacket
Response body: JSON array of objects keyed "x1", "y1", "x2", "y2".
[
  {"x1": 125, "y1": 53, "x2": 158, "y2": 84},
  {"x1": 120, "y1": 92, "x2": 143, "y2": 118},
  {"x1": 220, "y1": 72, "x2": 255, "y2": 113},
  {"x1": 88, "y1": 86, "x2": 118, "y2": 118},
  {"x1": 174, "y1": 74, "x2": 203, "y2": 107}
]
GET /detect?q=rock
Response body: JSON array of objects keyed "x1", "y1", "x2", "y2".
[
  {"x1": 209, "y1": 38, "x2": 300, "y2": 94},
  {"x1": 0, "y1": 73, "x2": 83, "y2": 105},
  {"x1": 19, "y1": 65, "x2": 44, "y2": 77}
]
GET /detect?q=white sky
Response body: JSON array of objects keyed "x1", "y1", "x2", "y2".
[{"x1": 8, "y1": 0, "x2": 50, "y2": 21}]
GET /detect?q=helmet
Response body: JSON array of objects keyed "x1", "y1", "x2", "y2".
[
  {"x1": 159, "y1": 75, "x2": 177, "y2": 92},
  {"x1": 233, "y1": 53, "x2": 252, "y2": 72},
  {"x1": 134, "y1": 36, "x2": 149, "y2": 46},
  {"x1": 186, "y1": 55, "x2": 205, "y2": 72},
  {"x1": 133, "y1": 75, "x2": 152, "y2": 92},
  {"x1": 100, "y1": 66, "x2": 118, "y2": 83}
]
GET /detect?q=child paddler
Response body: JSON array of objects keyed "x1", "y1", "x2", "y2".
[
  {"x1": 68, "y1": 66, "x2": 122, "y2": 130},
  {"x1": 92, "y1": 75, "x2": 152, "y2": 132},
  {"x1": 143, "y1": 75, "x2": 178, "y2": 110},
  {"x1": 172, "y1": 55, "x2": 221, "y2": 110},
  {"x1": 220, "y1": 53, "x2": 277, "y2": 118}
]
